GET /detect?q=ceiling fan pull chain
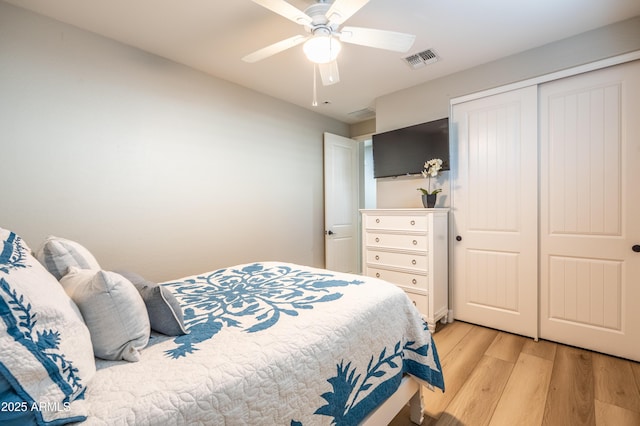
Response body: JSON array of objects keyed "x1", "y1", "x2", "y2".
[{"x1": 312, "y1": 64, "x2": 318, "y2": 107}]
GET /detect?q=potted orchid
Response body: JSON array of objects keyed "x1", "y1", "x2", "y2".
[{"x1": 417, "y1": 158, "x2": 443, "y2": 208}]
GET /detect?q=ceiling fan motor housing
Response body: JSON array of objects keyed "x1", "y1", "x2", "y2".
[{"x1": 304, "y1": 2, "x2": 339, "y2": 34}]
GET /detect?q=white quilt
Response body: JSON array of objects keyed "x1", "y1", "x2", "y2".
[{"x1": 80, "y1": 262, "x2": 444, "y2": 425}]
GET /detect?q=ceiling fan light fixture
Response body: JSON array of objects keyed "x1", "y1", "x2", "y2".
[{"x1": 303, "y1": 35, "x2": 342, "y2": 64}]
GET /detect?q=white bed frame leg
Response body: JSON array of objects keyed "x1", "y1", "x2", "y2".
[{"x1": 409, "y1": 386, "x2": 424, "y2": 425}]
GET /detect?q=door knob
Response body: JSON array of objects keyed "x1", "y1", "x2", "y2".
[
  {"x1": 633, "y1": 245, "x2": 640, "y2": 253},
  {"x1": 456, "y1": 236, "x2": 462, "y2": 242}
]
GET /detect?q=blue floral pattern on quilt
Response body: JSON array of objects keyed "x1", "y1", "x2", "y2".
[
  {"x1": 312, "y1": 333, "x2": 443, "y2": 425},
  {"x1": 0, "y1": 232, "x2": 29, "y2": 274},
  {"x1": 0, "y1": 279, "x2": 84, "y2": 402},
  {"x1": 313, "y1": 342, "x2": 407, "y2": 425},
  {"x1": 0, "y1": 232, "x2": 84, "y2": 402},
  {"x1": 162, "y1": 263, "x2": 364, "y2": 358}
]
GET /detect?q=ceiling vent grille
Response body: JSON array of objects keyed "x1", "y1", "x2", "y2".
[
  {"x1": 348, "y1": 107, "x2": 376, "y2": 120},
  {"x1": 402, "y1": 49, "x2": 440, "y2": 70}
]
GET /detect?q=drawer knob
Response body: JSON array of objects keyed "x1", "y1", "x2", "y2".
[
  {"x1": 375, "y1": 255, "x2": 380, "y2": 260},
  {"x1": 412, "y1": 279, "x2": 417, "y2": 285},
  {"x1": 412, "y1": 259, "x2": 417, "y2": 265},
  {"x1": 375, "y1": 237, "x2": 380, "y2": 243},
  {"x1": 376, "y1": 218, "x2": 380, "y2": 223},
  {"x1": 412, "y1": 301, "x2": 417, "y2": 306},
  {"x1": 410, "y1": 220, "x2": 415, "y2": 225},
  {"x1": 412, "y1": 240, "x2": 418, "y2": 245},
  {"x1": 375, "y1": 272, "x2": 380, "y2": 278}
]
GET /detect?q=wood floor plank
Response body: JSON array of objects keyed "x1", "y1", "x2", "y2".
[
  {"x1": 436, "y1": 355, "x2": 513, "y2": 426},
  {"x1": 423, "y1": 325, "x2": 498, "y2": 419},
  {"x1": 431, "y1": 321, "x2": 474, "y2": 359},
  {"x1": 594, "y1": 400, "x2": 640, "y2": 426},
  {"x1": 542, "y1": 345, "x2": 595, "y2": 426},
  {"x1": 630, "y1": 361, "x2": 640, "y2": 395},
  {"x1": 488, "y1": 352, "x2": 553, "y2": 426},
  {"x1": 592, "y1": 353, "x2": 640, "y2": 413},
  {"x1": 392, "y1": 324, "x2": 640, "y2": 426},
  {"x1": 521, "y1": 338, "x2": 557, "y2": 361},
  {"x1": 485, "y1": 331, "x2": 527, "y2": 363}
]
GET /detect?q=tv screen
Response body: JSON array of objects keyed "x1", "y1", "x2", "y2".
[{"x1": 372, "y1": 118, "x2": 449, "y2": 178}]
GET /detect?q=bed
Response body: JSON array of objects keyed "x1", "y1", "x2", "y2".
[{"x1": 0, "y1": 229, "x2": 444, "y2": 425}]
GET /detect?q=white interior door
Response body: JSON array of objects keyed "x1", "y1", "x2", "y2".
[
  {"x1": 539, "y1": 60, "x2": 640, "y2": 361},
  {"x1": 451, "y1": 86, "x2": 539, "y2": 338},
  {"x1": 324, "y1": 132, "x2": 359, "y2": 273}
]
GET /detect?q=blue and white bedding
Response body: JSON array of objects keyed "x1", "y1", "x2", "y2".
[
  {"x1": 0, "y1": 230, "x2": 96, "y2": 425},
  {"x1": 81, "y1": 262, "x2": 444, "y2": 425}
]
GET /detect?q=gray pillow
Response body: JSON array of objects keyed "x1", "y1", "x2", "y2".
[
  {"x1": 60, "y1": 268, "x2": 150, "y2": 362},
  {"x1": 117, "y1": 270, "x2": 187, "y2": 336}
]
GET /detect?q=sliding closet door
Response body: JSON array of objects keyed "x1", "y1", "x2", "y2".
[
  {"x1": 451, "y1": 86, "x2": 538, "y2": 338},
  {"x1": 539, "y1": 60, "x2": 640, "y2": 361}
]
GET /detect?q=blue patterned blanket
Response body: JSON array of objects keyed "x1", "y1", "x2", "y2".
[{"x1": 83, "y1": 262, "x2": 444, "y2": 425}]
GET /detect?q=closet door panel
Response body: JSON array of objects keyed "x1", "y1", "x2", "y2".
[
  {"x1": 451, "y1": 86, "x2": 538, "y2": 338},
  {"x1": 540, "y1": 60, "x2": 640, "y2": 361},
  {"x1": 466, "y1": 249, "x2": 519, "y2": 312},
  {"x1": 547, "y1": 85, "x2": 622, "y2": 236}
]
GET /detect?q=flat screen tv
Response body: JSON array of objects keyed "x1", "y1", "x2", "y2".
[{"x1": 372, "y1": 118, "x2": 449, "y2": 178}]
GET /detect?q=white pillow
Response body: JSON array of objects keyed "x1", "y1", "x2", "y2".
[
  {"x1": 0, "y1": 228, "x2": 95, "y2": 424},
  {"x1": 60, "y1": 268, "x2": 150, "y2": 362},
  {"x1": 35, "y1": 235, "x2": 100, "y2": 280}
]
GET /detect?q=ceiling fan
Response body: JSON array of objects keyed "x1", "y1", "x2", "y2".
[{"x1": 242, "y1": 0, "x2": 416, "y2": 86}]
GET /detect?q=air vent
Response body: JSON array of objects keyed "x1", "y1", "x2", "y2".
[
  {"x1": 348, "y1": 107, "x2": 376, "y2": 120},
  {"x1": 402, "y1": 49, "x2": 440, "y2": 70}
]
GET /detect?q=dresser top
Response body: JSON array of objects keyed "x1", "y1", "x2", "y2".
[{"x1": 360, "y1": 208, "x2": 450, "y2": 213}]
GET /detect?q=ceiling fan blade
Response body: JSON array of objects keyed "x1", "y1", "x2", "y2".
[
  {"x1": 319, "y1": 61, "x2": 340, "y2": 86},
  {"x1": 326, "y1": 0, "x2": 370, "y2": 26},
  {"x1": 242, "y1": 35, "x2": 308, "y2": 63},
  {"x1": 339, "y1": 26, "x2": 416, "y2": 52},
  {"x1": 251, "y1": 0, "x2": 312, "y2": 25}
]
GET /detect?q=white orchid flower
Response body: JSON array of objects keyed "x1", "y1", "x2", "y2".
[{"x1": 417, "y1": 158, "x2": 444, "y2": 196}]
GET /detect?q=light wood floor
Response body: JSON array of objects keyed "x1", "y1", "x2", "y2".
[{"x1": 390, "y1": 321, "x2": 640, "y2": 426}]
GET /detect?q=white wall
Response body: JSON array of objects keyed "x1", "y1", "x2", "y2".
[
  {"x1": 0, "y1": 2, "x2": 349, "y2": 281},
  {"x1": 374, "y1": 16, "x2": 640, "y2": 208}
]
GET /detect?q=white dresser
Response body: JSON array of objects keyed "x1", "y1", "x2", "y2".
[{"x1": 360, "y1": 209, "x2": 449, "y2": 332}]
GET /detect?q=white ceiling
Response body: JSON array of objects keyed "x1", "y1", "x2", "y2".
[{"x1": 6, "y1": 0, "x2": 640, "y2": 123}]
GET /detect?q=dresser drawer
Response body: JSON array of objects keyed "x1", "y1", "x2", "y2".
[
  {"x1": 366, "y1": 232, "x2": 427, "y2": 251},
  {"x1": 366, "y1": 267, "x2": 428, "y2": 290},
  {"x1": 405, "y1": 292, "x2": 429, "y2": 317},
  {"x1": 365, "y1": 214, "x2": 427, "y2": 231},
  {"x1": 366, "y1": 250, "x2": 428, "y2": 271}
]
